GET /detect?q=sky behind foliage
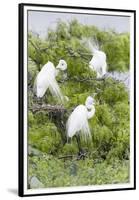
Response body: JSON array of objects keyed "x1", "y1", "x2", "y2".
[{"x1": 28, "y1": 11, "x2": 129, "y2": 38}]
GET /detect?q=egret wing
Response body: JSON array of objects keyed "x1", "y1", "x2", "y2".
[
  {"x1": 35, "y1": 73, "x2": 49, "y2": 98},
  {"x1": 48, "y1": 75, "x2": 64, "y2": 102}
]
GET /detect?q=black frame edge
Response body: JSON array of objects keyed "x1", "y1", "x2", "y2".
[
  {"x1": 18, "y1": 3, "x2": 24, "y2": 197},
  {"x1": 133, "y1": 10, "x2": 136, "y2": 190},
  {"x1": 19, "y1": 3, "x2": 136, "y2": 12}
]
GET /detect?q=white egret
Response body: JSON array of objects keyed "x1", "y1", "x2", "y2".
[
  {"x1": 88, "y1": 41, "x2": 107, "y2": 78},
  {"x1": 66, "y1": 96, "x2": 95, "y2": 158},
  {"x1": 34, "y1": 60, "x2": 67, "y2": 102}
]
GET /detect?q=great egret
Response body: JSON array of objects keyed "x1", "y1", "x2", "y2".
[
  {"x1": 34, "y1": 60, "x2": 67, "y2": 102},
  {"x1": 88, "y1": 41, "x2": 107, "y2": 78},
  {"x1": 66, "y1": 96, "x2": 95, "y2": 158}
]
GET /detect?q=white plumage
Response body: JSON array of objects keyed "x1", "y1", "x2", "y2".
[
  {"x1": 66, "y1": 96, "x2": 95, "y2": 141},
  {"x1": 88, "y1": 41, "x2": 107, "y2": 78},
  {"x1": 34, "y1": 60, "x2": 67, "y2": 102}
]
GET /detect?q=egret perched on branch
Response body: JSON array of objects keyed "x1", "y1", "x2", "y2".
[
  {"x1": 66, "y1": 96, "x2": 95, "y2": 158},
  {"x1": 88, "y1": 40, "x2": 107, "y2": 78},
  {"x1": 34, "y1": 60, "x2": 67, "y2": 103}
]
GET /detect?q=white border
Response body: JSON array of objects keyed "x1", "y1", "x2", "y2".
[{"x1": 23, "y1": 5, "x2": 135, "y2": 195}]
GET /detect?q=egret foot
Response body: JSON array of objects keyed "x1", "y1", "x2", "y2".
[{"x1": 77, "y1": 150, "x2": 87, "y2": 160}]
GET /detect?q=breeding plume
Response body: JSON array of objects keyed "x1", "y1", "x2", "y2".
[
  {"x1": 34, "y1": 60, "x2": 67, "y2": 102},
  {"x1": 66, "y1": 96, "x2": 95, "y2": 157},
  {"x1": 88, "y1": 41, "x2": 107, "y2": 78}
]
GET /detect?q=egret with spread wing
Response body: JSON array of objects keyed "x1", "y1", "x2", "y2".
[{"x1": 88, "y1": 40, "x2": 107, "y2": 78}]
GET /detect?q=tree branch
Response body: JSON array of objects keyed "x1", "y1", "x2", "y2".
[
  {"x1": 58, "y1": 77, "x2": 105, "y2": 83},
  {"x1": 71, "y1": 77, "x2": 105, "y2": 82},
  {"x1": 29, "y1": 39, "x2": 49, "y2": 53},
  {"x1": 64, "y1": 46, "x2": 92, "y2": 61},
  {"x1": 29, "y1": 39, "x2": 40, "y2": 51},
  {"x1": 30, "y1": 104, "x2": 67, "y2": 114},
  {"x1": 58, "y1": 155, "x2": 75, "y2": 159}
]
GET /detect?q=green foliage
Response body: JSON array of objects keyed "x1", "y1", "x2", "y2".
[
  {"x1": 28, "y1": 20, "x2": 130, "y2": 187},
  {"x1": 28, "y1": 122, "x2": 61, "y2": 154},
  {"x1": 102, "y1": 79, "x2": 129, "y2": 105},
  {"x1": 28, "y1": 156, "x2": 129, "y2": 188},
  {"x1": 28, "y1": 20, "x2": 129, "y2": 80}
]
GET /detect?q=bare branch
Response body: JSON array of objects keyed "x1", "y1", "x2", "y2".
[
  {"x1": 58, "y1": 77, "x2": 105, "y2": 83},
  {"x1": 58, "y1": 155, "x2": 75, "y2": 159},
  {"x1": 30, "y1": 104, "x2": 67, "y2": 114},
  {"x1": 71, "y1": 77, "x2": 105, "y2": 82}
]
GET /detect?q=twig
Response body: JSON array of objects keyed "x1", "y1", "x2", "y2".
[
  {"x1": 71, "y1": 77, "x2": 105, "y2": 82},
  {"x1": 29, "y1": 39, "x2": 49, "y2": 52},
  {"x1": 29, "y1": 39, "x2": 40, "y2": 51}
]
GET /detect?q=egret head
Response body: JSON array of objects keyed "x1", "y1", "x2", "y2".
[
  {"x1": 56, "y1": 59, "x2": 67, "y2": 71},
  {"x1": 85, "y1": 96, "x2": 95, "y2": 110}
]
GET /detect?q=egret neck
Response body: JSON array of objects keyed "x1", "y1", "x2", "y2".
[{"x1": 86, "y1": 105, "x2": 95, "y2": 119}]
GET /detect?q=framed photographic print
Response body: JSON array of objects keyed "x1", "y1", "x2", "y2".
[{"x1": 18, "y1": 3, "x2": 136, "y2": 197}]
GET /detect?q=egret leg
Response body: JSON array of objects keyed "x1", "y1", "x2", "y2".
[
  {"x1": 75, "y1": 135, "x2": 82, "y2": 152},
  {"x1": 67, "y1": 137, "x2": 71, "y2": 144},
  {"x1": 75, "y1": 135, "x2": 87, "y2": 160}
]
